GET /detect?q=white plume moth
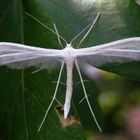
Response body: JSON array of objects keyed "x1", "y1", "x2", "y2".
[{"x1": 0, "y1": 12, "x2": 140, "y2": 132}]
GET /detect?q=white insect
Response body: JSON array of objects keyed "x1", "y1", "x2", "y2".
[{"x1": 0, "y1": 12, "x2": 140, "y2": 132}]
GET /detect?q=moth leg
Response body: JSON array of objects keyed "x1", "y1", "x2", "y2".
[
  {"x1": 75, "y1": 60, "x2": 102, "y2": 132},
  {"x1": 38, "y1": 61, "x2": 64, "y2": 132},
  {"x1": 52, "y1": 80, "x2": 66, "y2": 86},
  {"x1": 53, "y1": 97, "x2": 62, "y2": 105},
  {"x1": 75, "y1": 79, "x2": 89, "y2": 86},
  {"x1": 31, "y1": 68, "x2": 43, "y2": 74},
  {"x1": 79, "y1": 94, "x2": 90, "y2": 104}
]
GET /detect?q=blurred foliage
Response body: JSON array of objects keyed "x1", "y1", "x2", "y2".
[{"x1": 0, "y1": 0, "x2": 140, "y2": 140}]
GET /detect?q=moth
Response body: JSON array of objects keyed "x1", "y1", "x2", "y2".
[{"x1": 0, "y1": 12, "x2": 140, "y2": 132}]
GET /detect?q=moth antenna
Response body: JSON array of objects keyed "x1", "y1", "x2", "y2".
[
  {"x1": 38, "y1": 61, "x2": 64, "y2": 132},
  {"x1": 70, "y1": 12, "x2": 101, "y2": 46},
  {"x1": 25, "y1": 12, "x2": 67, "y2": 45},
  {"x1": 53, "y1": 23, "x2": 64, "y2": 48},
  {"x1": 75, "y1": 60, "x2": 102, "y2": 132},
  {"x1": 77, "y1": 12, "x2": 100, "y2": 48}
]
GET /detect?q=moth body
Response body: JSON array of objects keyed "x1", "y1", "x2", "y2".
[{"x1": 61, "y1": 43, "x2": 76, "y2": 118}]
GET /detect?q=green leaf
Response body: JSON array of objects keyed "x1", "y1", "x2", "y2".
[
  {"x1": 0, "y1": 0, "x2": 87, "y2": 139},
  {"x1": 0, "y1": 0, "x2": 140, "y2": 139}
]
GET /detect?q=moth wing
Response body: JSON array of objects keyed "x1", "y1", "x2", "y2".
[
  {"x1": 0, "y1": 42, "x2": 62, "y2": 69},
  {"x1": 77, "y1": 37, "x2": 140, "y2": 80},
  {"x1": 77, "y1": 37, "x2": 140, "y2": 66},
  {"x1": 77, "y1": 61, "x2": 102, "y2": 81}
]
